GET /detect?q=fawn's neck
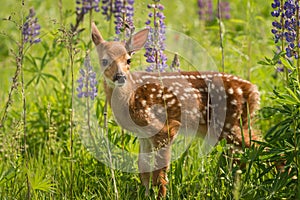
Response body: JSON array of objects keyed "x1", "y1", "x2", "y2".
[{"x1": 103, "y1": 73, "x2": 135, "y2": 106}]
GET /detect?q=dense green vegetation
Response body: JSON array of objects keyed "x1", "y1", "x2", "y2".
[{"x1": 0, "y1": 0, "x2": 299, "y2": 199}]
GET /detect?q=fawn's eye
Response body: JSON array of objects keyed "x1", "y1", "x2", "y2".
[
  {"x1": 127, "y1": 59, "x2": 131, "y2": 65},
  {"x1": 101, "y1": 59, "x2": 108, "y2": 67}
]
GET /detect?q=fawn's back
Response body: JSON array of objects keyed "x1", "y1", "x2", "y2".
[{"x1": 112, "y1": 71, "x2": 260, "y2": 147}]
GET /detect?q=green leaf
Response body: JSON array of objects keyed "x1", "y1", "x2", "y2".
[
  {"x1": 40, "y1": 52, "x2": 48, "y2": 70},
  {"x1": 286, "y1": 88, "x2": 300, "y2": 104},
  {"x1": 29, "y1": 172, "x2": 55, "y2": 192},
  {"x1": 43, "y1": 73, "x2": 59, "y2": 83},
  {"x1": 0, "y1": 167, "x2": 15, "y2": 185},
  {"x1": 279, "y1": 58, "x2": 295, "y2": 71}
]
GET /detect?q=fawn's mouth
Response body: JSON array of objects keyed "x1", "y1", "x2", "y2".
[{"x1": 113, "y1": 73, "x2": 126, "y2": 87}]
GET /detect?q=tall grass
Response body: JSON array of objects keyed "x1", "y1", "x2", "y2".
[{"x1": 0, "y1": 0, "x2": 298, "y2": 199}]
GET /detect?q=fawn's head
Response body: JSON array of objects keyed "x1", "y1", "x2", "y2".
[{"x1": 92, "y1": 23, "x2": 149, "y2": 87}]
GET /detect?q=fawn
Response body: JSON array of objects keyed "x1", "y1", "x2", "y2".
[{"x1": 91, "y1": 22, "x2": 260, "y2": 199}]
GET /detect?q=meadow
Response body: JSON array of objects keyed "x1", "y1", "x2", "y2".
[{"x1": 0, "y1": 0, "x2": 299, "y2": 199}]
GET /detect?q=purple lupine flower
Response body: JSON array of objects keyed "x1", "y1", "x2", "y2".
[
  {"x1": 218, "y1": 1, "x2": 230, "y2": 19},
  {"x1": 125, "y1": 0, "x2": 135, "y2": 28},
  {"x1": 22, "y1": 8, "x2": 41, "y2": 44},
  {"x1": 114, "y1": 0, "x2": 135, "y2": 39},
  {"x1": 144, "y1": 1, "x2": 168, "y2": 72},
  {"x1": 198, "y1": 0, "x2": 231, "y2": 21},
  {"x1": 101, "y1": 0, "x2": 113, "y2": 20},
  {"x1": 198, "y1": 0, "x2": 214, "y2": 21},
  {"x1": 76, "y1": 0, "x2": 100, "y2": 15},
  {"x1": 113, "y1": 0, "x2": 124, "y2": 35},
  {"x1": 283, "y1": 1, "x2": 297, "y2": 58},
  {"x1": 77, "y1": 56, "x2": 98, "y2": 100},
  {"x1": 271, "y1": 0, "x2": 298, "y2": 59}
]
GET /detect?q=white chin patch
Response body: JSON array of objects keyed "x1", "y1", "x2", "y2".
[{"x1": 115, "y1": 81, "x2": 125, "y2": 87}]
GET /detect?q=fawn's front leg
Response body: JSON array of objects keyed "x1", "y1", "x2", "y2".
[
  {"x1": 152, "y1": 146, "x2": 171, "y2": 199},
  {"x1": 151, "y1": 120, "x2": 180, "y2": 199},
  {"x1": 138, "y1": 138, "x2": 153, "y2": 195}
]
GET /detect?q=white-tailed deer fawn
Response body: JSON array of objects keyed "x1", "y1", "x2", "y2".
[{"x1": 92, "y1": 22, "x2": 260, "y2": 199}]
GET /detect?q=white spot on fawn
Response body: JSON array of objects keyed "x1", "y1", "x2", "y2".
[
  {"x1": 236, "y1": 87, "x2": 243, "y2": 95},
  {"x1": 223, "y1": 132, "x2": 229, "y2": 137},
  {"x1": 173, "y1": 90, "x2": 179, "y2": 96},
  {"x1": 228, "y1": 88, "x2": 234, "y2": 95},
  {"x1": 163, "y1": 94, "x2": 173, "y2": 100},
  {"x1": 184, "y1": 88, "x2": 194, "y2": 93},
  {"x1": 141, "y1": 100, "x2": 147, "y2": 107},
  {"x1": 231, "y1": 99, "x2": 237, "y2": 105},
  {"x1": 192, "y1": 107, "x2": 198, "y2": 114},
  {"x1": 158, "y1": 108, "x2": 163, "y2": 113},
  {"x1": 168, "y1": 99, "x2": 176, "y2": 107},
  {"x1": 190, "y1": 75, "x2": 196, "y2": 79},
  {"x1": 225, "y1": 123, "x2": 231, "y2": 129},
  {"x1": 142, "y1": 75, "x2": 157, "y2": 80},
  {"x1": 167, "y1": 86, "x2": 174, "y2": 92}
]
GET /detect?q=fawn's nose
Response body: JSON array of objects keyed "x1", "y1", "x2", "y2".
[{"x1": 113, "y1": 72, "x2": 126, "y2": 86}]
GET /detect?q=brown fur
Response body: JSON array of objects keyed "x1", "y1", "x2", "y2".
[{"x1": 92, "y1": 23, "x2": 260, "y2": 199}]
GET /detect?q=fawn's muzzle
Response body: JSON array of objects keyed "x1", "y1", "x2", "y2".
[{"x1": 113, "y1": 72, "x2": 126, "y2": 86}]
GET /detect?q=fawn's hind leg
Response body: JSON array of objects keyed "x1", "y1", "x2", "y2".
[{"x1": 228, "y1": 125, "x2": 260, "y2": 147}]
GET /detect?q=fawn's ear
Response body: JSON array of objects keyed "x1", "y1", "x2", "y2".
[
  {"x1": 91, "y1": 22, "x2": 105, "y2": 45},
  {"x1": 125, "y1": 28, "x2": 149, "y2": 53}
]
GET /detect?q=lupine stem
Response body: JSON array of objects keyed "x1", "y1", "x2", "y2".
[
  {"x1": 295, "y1": 2, "x2": 300, "y2": 197},
  {"x1": 279, "y1": 0, "x2": 289, "y2": 84},
  {"x1": 103, "y1": 99, "x2": 119, "y2": 200},
  {"x1": 58, "y1": 0, "x2": 63, "y2": 24},
  {"x1": 217, "y1": 0, "x2": 225, "y2": 72},
  {"x1": 0, "y1": 58, "x2": 21, "y2": 129},
  {"x1": 153, "y1": 4, "x2": 158, "y2": 70},
  {"x1": 20, "y1": 43, "x2": 30, "y2": 200},
  {"x1": 16, "y1": 32, "x2": 31, "y2": 199},
  {"x1": 69, "y1": 40, "x2": 74, "y2": 200},
  {"x1": 246, "y1": 0, "x2": 252, "y2": 80},
  {"x1": 297, "y1": 1, "x2": 300, "y2": 83}
]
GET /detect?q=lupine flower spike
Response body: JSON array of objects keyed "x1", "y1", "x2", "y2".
[
  {"x1": 22, "y1": 8, "x2": 41, "y2": 44},
  {"x1": 271, "y1": 0, "x2": 298, "y2": 59},
  {"x1": 72, "y1": 0, "x2": 100, "y2": 32},
  {"x1": 144, "y1": 1, "x2": 167, "y2": 72},
  {"x1": 77, "y1": 56, "x2": 98, "y2": 100},
  {"x1": 101, "y1": 0, "x2": 113, "y2": 20},
  {"x1": 76, "y1": 0, "x2": 100, "y2": 14},
  {"x1": 114, "y1": 0, "x2": 135, "y2": 40},
  {"x1": 218, "y1": 2, "x2": 230, "y2": 19},
  {"x1": 198, "y1": 0, "x2": 230, "y2": 21},
  {"x1": 271, "y1": 0, "x2": 299, "y2": 74},
  {"x1": 198, "y1": 0, "x2": 213, "y2": 21}
]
